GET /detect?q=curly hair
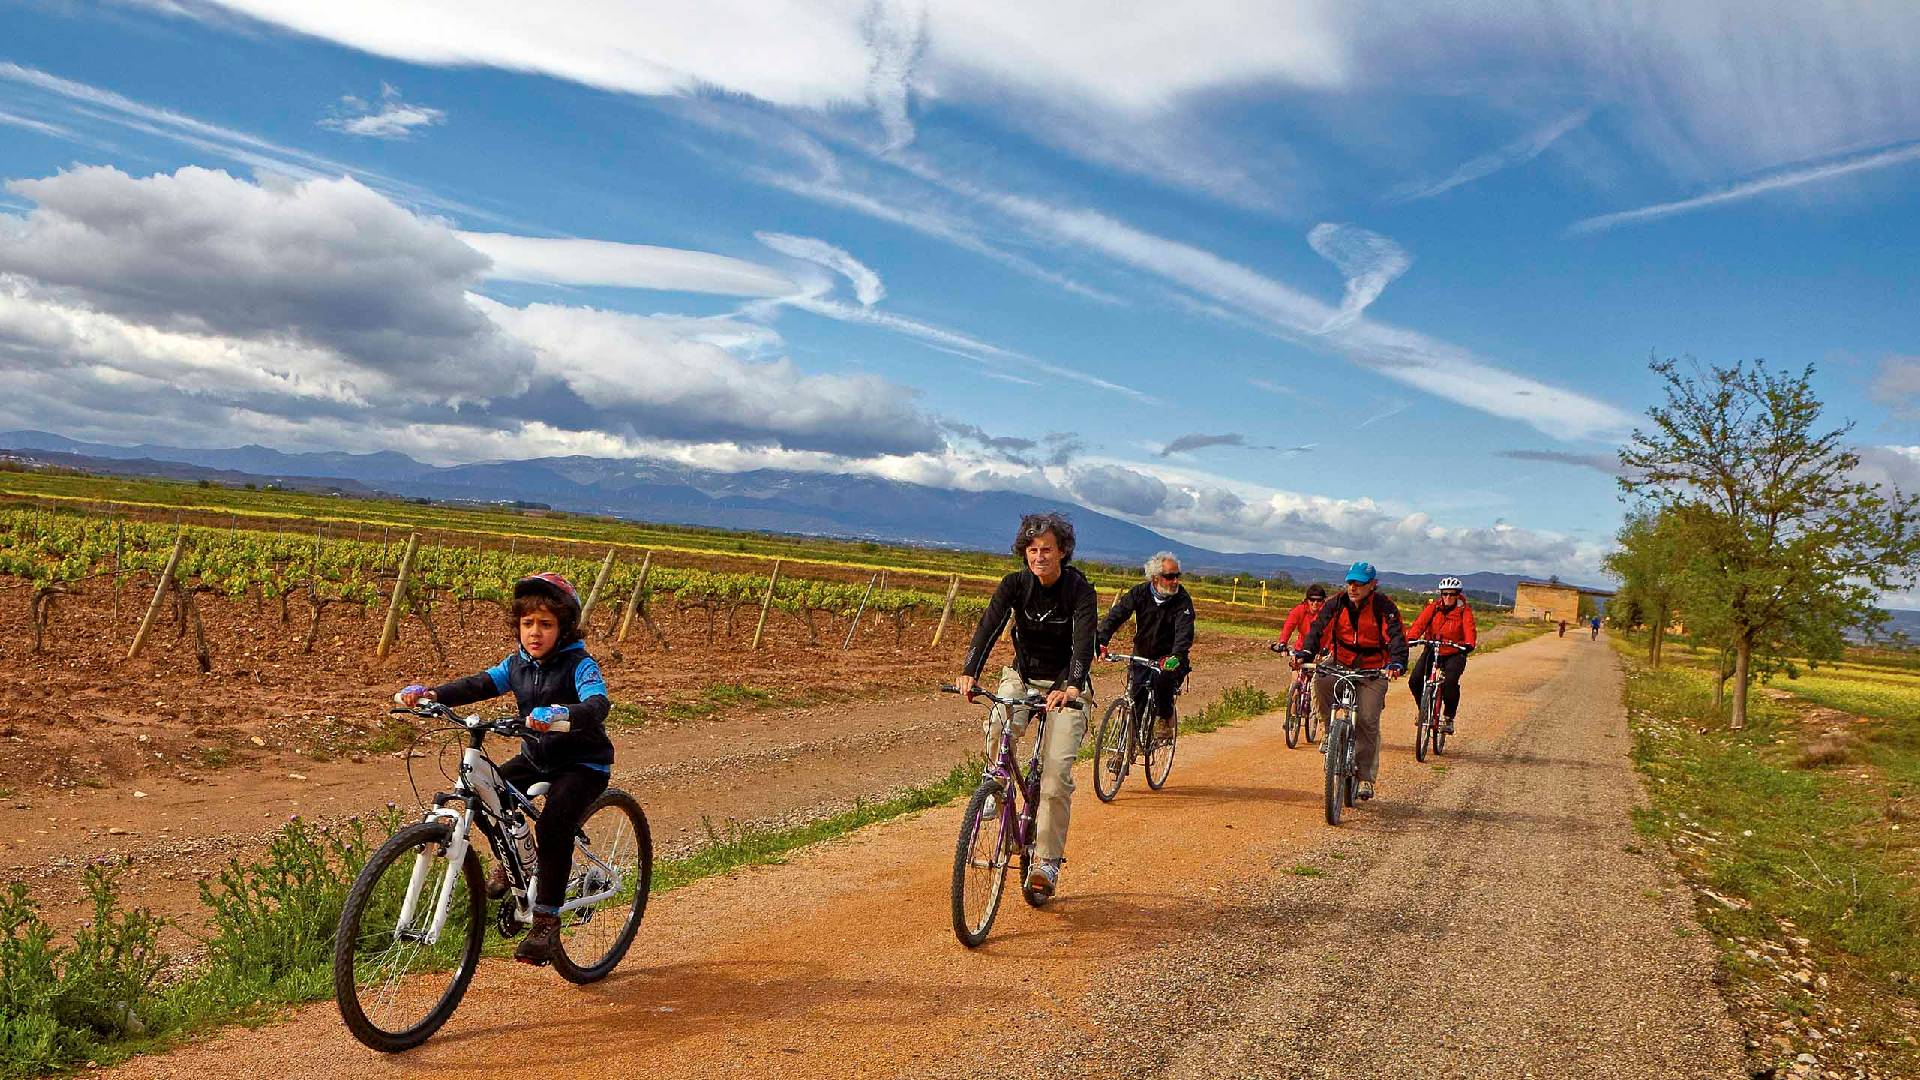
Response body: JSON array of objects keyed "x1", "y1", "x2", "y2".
[
  {"x1": 509, "y1": 592, "x2": 585, "y2": 645},
  {"x1": 1011, "y1": 511, "x2": 1076, "y2": 563}
]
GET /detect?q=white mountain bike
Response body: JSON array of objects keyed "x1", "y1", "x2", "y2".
[{"x1": 332, "y1": 701, "x2": 651, "y2": 1052}]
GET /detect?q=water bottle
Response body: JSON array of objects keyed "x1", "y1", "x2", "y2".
[{"x1": 507, "y1": 816, "x2": 537, "y2": 877}]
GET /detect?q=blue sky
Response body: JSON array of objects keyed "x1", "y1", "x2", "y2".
[{"x1": 0, "y1": 1, "x2": 1916, "y2": 583}]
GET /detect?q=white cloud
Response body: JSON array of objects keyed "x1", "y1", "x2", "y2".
[
  {"x1": 865, "y1": 0, "x2": 926, "y2": 152},
  {"x1": 756, "y1": 232, "x2": 885, "y2": 305},
  {"x1": 321, "y1": 85, "x2": 446, "y2": 139},
  {"x1": 982, "y1": 190, "x2": 1631, "y2": 438},
  {"x1": 1306, "y1": 222, "x2": 1411, "y2": 332},
  {"x1": 0, "y1": 107, "x2": 73, "y2": 140},
  {"x1": 1872, "y1": 355, "x2": 1920, "y2": 417},
  {"x1": 461, "y1": 231, "x2": 798, "y2": 296},
  {"x1": 1570, "y1": 138, "x2": 1920, "y2": 234},
  {"x1": 1393, "y1": 107, "x2": 1593, "y2": 202}
]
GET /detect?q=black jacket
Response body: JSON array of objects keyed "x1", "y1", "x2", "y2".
[
  {"x1": 1097, "y1": 582, "x2": 1195, "y2": 665},
  {"x1": 963, "y1": 567, "x2": 1098, "y2": 690},
  {"x1": 432, "y1": 640, "x2": 614, "y2": 771}
]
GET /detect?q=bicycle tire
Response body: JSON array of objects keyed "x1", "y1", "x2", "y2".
[
  {"x1": 1284, "y1": 693, "x2": 1301, "y2": 749},
  {"x1": 1415, "y1": 684, "x2": 1432, "y2": 763},
  {"x1": 1323, "y1": 723, "x2": 1344, "y2": 826},
  {"x1": 333, "y1": 821, "x2": 485, "y2": 1053},
  {"x1": 1432, "y1": 718, "x2": 1448, "y2": 755},
  {"x1": 952, "y1": 780, "x2": 1012, "y2": 946},
  {"x1": 1144, "y1": 708, "x2": 1177, "y2": 790},
  {"x1": 1303, "y1": 691, "x2": 1319, "y2": 744},
  {"x1": 551, "y1": 789, "x2": 652, "y2": 984},
  {"x1": 1092, "y1": 697, "x2": 1130, "y2": 803}
]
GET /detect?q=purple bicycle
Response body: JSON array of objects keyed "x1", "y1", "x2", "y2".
[{"x1": 943, "y1": 682, "x2": 1055, "y2": 947}]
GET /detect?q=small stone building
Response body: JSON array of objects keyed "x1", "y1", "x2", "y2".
[{"x1": 1512, "y1": 580, "x2": 1612, "y2": 624}]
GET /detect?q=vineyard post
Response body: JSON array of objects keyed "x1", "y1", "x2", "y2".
[
  {"x1": 930, "y1": 574, "x2": 960, "y2": 646},
  {"x1": 1232, "y1": 577, "x2": 1240, "y2": 604},
  {"x1": 751, "y1": 559, "x2": 782, "y2": 650},
  {"x1": 579, "y1": 547, "x2": 616, "y2": 622},
  {"x1": 375, "y1": 532, "x2": 420, "y2": 660},
  {"x1": 127, "y1": 533, "x2": 186, "y2": 660},
  {"x1": 1261, "y1": 580, "x2": 1268, "y2": 608},
  {"x1": 841, "y1": 572, "x2": 878, "y2": 650},
  {"x1": 616, "y1": 550, "x2": 653, "y2": 642}
]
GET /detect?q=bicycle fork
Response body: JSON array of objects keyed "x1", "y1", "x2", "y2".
[{"x1": 398, "y1": 807, "x2": 473, "y2": 946}]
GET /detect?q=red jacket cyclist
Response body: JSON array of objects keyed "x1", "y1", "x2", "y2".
[{"x1": 1405, "y1": 576, "x2": 1477, "y2": 734}]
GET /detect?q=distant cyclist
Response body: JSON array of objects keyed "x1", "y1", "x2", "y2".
[
  {"x1": 954, "y1": 512, "x2": 1097, "y2": 899},
  {"x1": 1271, "y1": 582, "x2": 1329, "y2": 710},
  {"x1": 1405, "y1": 577, "x2": 1476, "y2": 734},
  {"x1": 1097, "y1": 551, "x2": 1194, "y2": 741},
  {"x1": 1590, "y1": 614, "x2": 1602, "y2": 640},
  {"x1": 1297, "y1": 562, "x2": 1406, "y2": 801}
]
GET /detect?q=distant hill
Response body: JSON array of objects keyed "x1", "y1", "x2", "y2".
[{"x1": 0, "y1": 429, "x2": 1595, "y2": 601}]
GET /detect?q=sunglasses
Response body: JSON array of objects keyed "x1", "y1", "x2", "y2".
[{"x1": 1158, "y1": 571, "x2": 1181, "y2": 580}]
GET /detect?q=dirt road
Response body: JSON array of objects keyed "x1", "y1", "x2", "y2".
[{"x1": 108, "y1": 630, "x2": 1744, "y2": 1080}]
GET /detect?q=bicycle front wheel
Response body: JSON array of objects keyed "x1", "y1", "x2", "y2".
[
  {"x1": 952, "y1": 780, "x2": 1011, "y2": 946},
  {"x1": 1144, "y1": 710, "x2": 1177, "y2": 790},
  {"x1": 1303, "y1": 694, "x2": 1319, "y2": 743},
  {"x1": 1284, "y1": 694, "x2": 1302, "y2": 749},
  {"x1": 552, "y1": 789, "x2": 653, "y2": 985},
  {"x1": 1431, "y1": 715, "x2": 1448, "y2": 755},
  {"x1": 1415, "y1": 686, "x2": 1433, "y2": 763},
  {"x1": 1092, "y1": 698, "x2": 1130, "y2": 803},
  {"x1": 1323, "y1": 723, "x2": 1345, "y2": 826},
  {"x1": 333, "y1": 821, "x2": 485, "y2": 1053}
]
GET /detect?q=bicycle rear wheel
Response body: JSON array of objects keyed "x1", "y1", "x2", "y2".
[
  {"x1": 1323, "y1": 723, "x2": 1345, "y2": 826},
  {"x1": 552, "y1": 789, "x2": 652, "y2": 984},
  {"x1": 333, "y1": 821, "x2": 485, "y2": 1052},
  {"x1": 1092, "y1": 697, "x2": 1130, "y2": 803},
  {"x1": 1145, "y1": 709, "x2": 1177, "y2": 790},
  {"x1": 952, "y1": 780, "x2": 1012, "y2": 946},
  {"x1": 1303, "y1": 689, "x2": 1319, "y2": 744}
]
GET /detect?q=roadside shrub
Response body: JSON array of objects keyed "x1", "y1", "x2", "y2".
[
  {"x1": 1, "y1": 866, "x2": 169, "y2": 1078},
  {"x1": 196, "y1": 813, "x2": 387, "y2": 1006}
]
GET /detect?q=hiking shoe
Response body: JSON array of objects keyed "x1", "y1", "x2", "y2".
[
  {"x1": 1356, "y1": 780, "x2": 1375, "y2": 801},
  {"x1": 1443, "y1": 717, "x2": 1456, "y2": 734},
  {"x1": 486, "y1": 861, "x2": 510, "y2": 900},
  {"x1": 514, "y1": 914, "x2": 560, "y2": 966},
  {"x1": 1026, "y1": 858, "x2": 1061, "y2": 898},
  {"x1": 1154, "y1": 714, "x2": 1176, "y2": 741}
]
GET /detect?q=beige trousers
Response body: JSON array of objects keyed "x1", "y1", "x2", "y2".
[
  {"x1": 1314, "y1": 671, "x2": 1389, "y2": 781},
  {"x1": 981, "y1": 667, "x2": 1091, "y2": 862}
]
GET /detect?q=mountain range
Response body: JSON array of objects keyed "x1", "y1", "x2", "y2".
[{"x1": 1, "y1": 429, "x2": 1587, "y2": 600}]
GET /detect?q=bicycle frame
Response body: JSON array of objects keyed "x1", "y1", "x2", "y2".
[
  {"x1": 983, "y1": 700, "x2": 1046, "y2": 855},
  {"x1": 395, "y1": 708, "x2": 624, "y2": 945}
]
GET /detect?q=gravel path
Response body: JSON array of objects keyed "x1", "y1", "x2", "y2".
[
  {"x1": 1045, "y1": 633, "x2": 1748, "y2": 1080},
  {"x1": 103, "y1": 632, "x2": 1745, "y2": 1080}
]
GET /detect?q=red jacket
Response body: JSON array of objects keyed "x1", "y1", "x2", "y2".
[
  {"x1": 1277, "y1": 600, "x2": 1322, "y2": 650},
  {"x1": 1407, "y1": 600, "x2": 1477, "y2": 656},
  {"x1": 1302, "y1": 591, "x2": 1408, "y2": 671}
]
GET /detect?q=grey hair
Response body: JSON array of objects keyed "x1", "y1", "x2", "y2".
[{"x1": 1144, "y1": 551, "x2": 1179, "y2": 578}]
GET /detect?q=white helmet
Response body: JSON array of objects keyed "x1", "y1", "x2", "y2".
[{"x1": 1437, "y1": 576, "x2": 1463, "y2": 592}]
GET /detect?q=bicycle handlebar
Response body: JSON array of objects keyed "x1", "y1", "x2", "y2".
[
  {"x1": 1100, "y1": 652, "x2": 1158, "y2": 666},
  {"x1": 1313, "y1": 662, "x2": 1390, "y2": 681},
  {"x1": 1408, "y1": 638, "x2": 1469, "y2": 650},
  {"x1": 941, "y1": 684, "x2": 1050, "y2": 709},
  {"x1": 389, "y1": 701, "x2": 571, "y2": 734}
]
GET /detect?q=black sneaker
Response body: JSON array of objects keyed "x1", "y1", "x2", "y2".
[{"x1": 1443, "y1": 717, "x2": 1456, "y2": 734}]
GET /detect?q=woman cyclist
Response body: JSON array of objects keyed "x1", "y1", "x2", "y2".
[
  {"x1": 1405, "y1": 576, "x2": 1476, "y2": 734},
  {"x1": 953, "y1": 512, "x2": 1098, "y2": 899},
  {"x1": 1271, "y1": 583, "x2": 1329, "y2": 715}
]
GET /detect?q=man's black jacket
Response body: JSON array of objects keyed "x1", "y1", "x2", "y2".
[{"x1": 1096, "y1": 582, "x2": 1195, "y2": 666}]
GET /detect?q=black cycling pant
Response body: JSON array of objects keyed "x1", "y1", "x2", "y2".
[
  {"x1": 1407, "y1": 648, "x2": 1468, "y2": 719},
  {"x1": 498, "y1": 756, "x2": 610, "y2": 914},
  {"x1": 1128, "y1": 664, "x2": 1188, "y2": 719}
]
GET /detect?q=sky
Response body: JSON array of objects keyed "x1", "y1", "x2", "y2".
[{"x1": 0, "y1": 1, "x2": 1916, "y2": 585}]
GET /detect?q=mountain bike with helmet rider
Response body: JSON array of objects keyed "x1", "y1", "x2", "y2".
[
  {"x1": 954, "y1": 512, "x2": 1098, "y2": 901},
  {"x1": 1405, "y1": 576, "x2": 1477, "y2": 735},
  {"x1": 1296, "y1": 562, "x2": 1407, "y2": 802},
  {"x1": 1096, "y1": 551, "x2": 1194, "y2": 742},
  {"x1": 1272, "y1": 581, "x2": 1329, "y2": 705},
  {"x1": 393, "y1": 572, "x2": 614, "y2": 967}
]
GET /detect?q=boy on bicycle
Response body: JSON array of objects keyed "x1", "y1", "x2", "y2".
[
  {"x1": 394, "y1": 572, "x2": 614, "y2": 966},
  {"x1": 1405, "y1": 576, "x2": 1476, "y2": 734},
  {"x1": 954, "y1": 512, "x2": 1097, "y2": 899},
  {"x1": 1096, "y1": 551, "x2": 1194, "y2": 741}
]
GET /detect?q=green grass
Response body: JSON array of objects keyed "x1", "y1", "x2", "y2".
[
  {"x1": 1619, "y1": 643, "x2": 1920, "y2": 1034},
  {"x1": 1287, "y1": 864, "x2": 1323, "y2": 877}
]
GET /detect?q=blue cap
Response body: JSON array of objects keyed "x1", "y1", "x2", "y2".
[{"x1": 1344, "y1": 561, "x2": 1377, "y2": 584}]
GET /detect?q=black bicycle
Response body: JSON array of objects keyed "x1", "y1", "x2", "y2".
[
  {"x1": 1092, "y1": 652, "x2": 1179, "y2": 802},
  {"x1": 1409, "y1": 638, "x2": 1467, "y2": 761},
  {"x1": 1311, "y1": 661, "x2": 1388, "y2": 825}
]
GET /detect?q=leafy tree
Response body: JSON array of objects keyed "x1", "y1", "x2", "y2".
[
  {"x1": 1619, "y1": 358, "x2": 1920, "y2": 727},
  {"x1": 1604, "y1": 507, "x2": 1690, "y2": 668}
]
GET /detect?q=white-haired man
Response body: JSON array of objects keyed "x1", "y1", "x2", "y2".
[{"x1": 1096, "y1": 551, "x2": 1196, "y2": 740}]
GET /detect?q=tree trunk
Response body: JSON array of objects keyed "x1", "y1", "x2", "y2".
[
  {"x1": 1649, "y1": 603, "x2": 1667, "y2": 669},
  {"x1": 1730, "y1": 637, "x2": 1752, "y2": 730}
]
